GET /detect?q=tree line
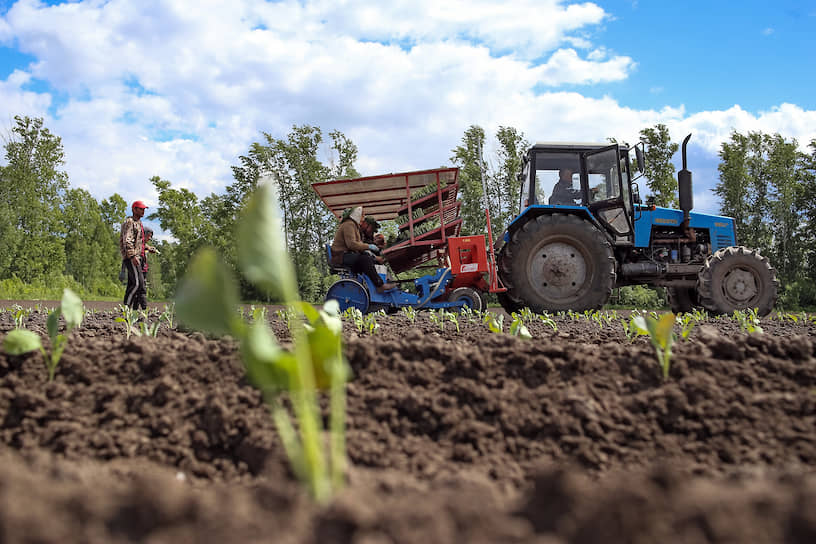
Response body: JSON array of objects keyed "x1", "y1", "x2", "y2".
[{"x1": 1, "y1": 115, "x2": 814, "y2": 308}]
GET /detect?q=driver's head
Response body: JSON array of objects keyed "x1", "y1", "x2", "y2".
[{"x1": 559, "y1": 168, "x2": 574, "y2": 181}]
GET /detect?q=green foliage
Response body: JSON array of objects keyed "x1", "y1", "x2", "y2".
[
  {"x1": 509, "y1": 315, "x2": 531, "y2": 339},
  {"x1": 175, "y1": 181, "x2": 349, "y2": 502},
  {"x1": 640, "y1": 124, "x2": 679, "y2": 208},
  {"x1": 115, "y1": 304, "x2": 139, "y2": 340},
  {"x1": 343, "y1": 307, "x2": 365, "y2": 333},
  {"x1": 483, "y1": 312, "x2": 504, "y2": 333},
  {"x1": 632, "y1": 312, "x2": 677, "y2": 380},
  {"x1": 612, "y1": 285, "x2": 664, "y2": 309},
  {"x1": 2, "y1": 288, "x2": 83, "y2": 381},
  {"x1": 732, "y1": 308, "x2": 764, "y2": 334},
  {"x1": 400, "y1": 306, "x2": 417, "y2": 323},
  {"x1": 0, "y1": 116, "x2": 69, "y2": 283}
]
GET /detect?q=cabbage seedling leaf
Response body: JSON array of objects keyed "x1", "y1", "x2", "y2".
[
  {"x1": 176, "y1": 248, "x2": 240, "y2": 336},
  {"x1": 237, "y1": 181, "x2": 296, "y2": 300},
  {"x1": 3, "y1": 329, "x2": 42, "y2": 355}
]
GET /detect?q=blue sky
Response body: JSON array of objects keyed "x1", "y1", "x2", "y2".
[{"x1": 0, "y1": 0, "x2": 814, "y2": 236}]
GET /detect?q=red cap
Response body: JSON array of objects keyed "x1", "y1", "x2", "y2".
[{"x1": 132, "y1": 200, "x2": 148, "y2": 209}]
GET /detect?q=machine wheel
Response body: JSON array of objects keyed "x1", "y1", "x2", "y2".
[
  {"x1": 697, "y1": 246, "x2": 778, "y2": 316},
  {"x1": 666, "y1": 287, "x2": 698, "y2": 314},
  {"x1": 325, "y1": 279, "x2": 370, "y2": 313},
  {"x1": 448, "y1": 287, "x2": 485, "y2": 312},
  {"x1": 496, "y1": 290, "x2": 523, "y2": 314},
  {"x1": 500, "y1": 214, "x2": 616, "y2": 313}
]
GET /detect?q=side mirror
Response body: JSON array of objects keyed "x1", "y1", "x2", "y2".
[{"x1": 635, "y1": 144, "x2": 645, "y2": 173}]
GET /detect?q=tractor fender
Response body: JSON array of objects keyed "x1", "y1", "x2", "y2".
[{"x1": 502, "y1": 205, "x2": 612, "y2": 247}]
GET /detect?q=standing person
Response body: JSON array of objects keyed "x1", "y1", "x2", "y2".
[
  {"x1": 331, "y1": 207, "x2": 395, "y2": 292},
  {"x1": 120, "y1": 201, "x2": 149, "y2": 309},
  {"x1": 140, "y1": 227, "x2": 159, "y2": 302}
]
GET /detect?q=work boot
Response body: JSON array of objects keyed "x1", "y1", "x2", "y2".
[{"x1": 377, "y1": 282, "x2": 397, "y2": 293}]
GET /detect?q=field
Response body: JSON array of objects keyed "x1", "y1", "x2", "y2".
[{"x1": 1, "y1": 301, "x2": 815, "y2": 543}]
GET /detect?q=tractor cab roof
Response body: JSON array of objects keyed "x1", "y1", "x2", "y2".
[{"x1": 530, "y1": 141, "x2": 623, "y2": 153}]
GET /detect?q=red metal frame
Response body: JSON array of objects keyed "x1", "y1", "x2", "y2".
[{"x1": 312, "y1": 166, "x2": 505, "y2": 294}]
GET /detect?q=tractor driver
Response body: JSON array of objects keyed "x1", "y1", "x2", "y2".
[
  {"x1": 331, "y1": 206, "x2": 396, "y2": 293},
  {"x1": 549, "y1": 168, "x2": 581, "y2": 205}
]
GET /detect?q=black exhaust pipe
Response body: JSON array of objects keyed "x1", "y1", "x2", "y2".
[{"x1": 678, "y1": 134, "x2": 693, "y2": 216}]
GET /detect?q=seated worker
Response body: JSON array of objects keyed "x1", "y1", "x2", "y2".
[
  {"x1": 549, "y1": 168, "x2": 581, "y2": 205},
  {"x1": 331, "y1": 206, "x2": 396, "y2": 292},
  {"x1": 360, "y1": 216, "x2": 386, "y2": 264}
]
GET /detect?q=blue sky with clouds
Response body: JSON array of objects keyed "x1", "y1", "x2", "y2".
[{"x1": 0, "y1": 0, "x2": 814, "y2": 235}]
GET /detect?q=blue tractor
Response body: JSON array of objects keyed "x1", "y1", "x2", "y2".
[{"x1": 496, "y1": 134, "x2": 778, "y2": 316}]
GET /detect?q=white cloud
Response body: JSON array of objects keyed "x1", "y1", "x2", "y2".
[{"x1": 0, "y1": 0, "x2": 812, "y2": 222}]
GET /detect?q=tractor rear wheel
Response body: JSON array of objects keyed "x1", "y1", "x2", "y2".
[
  {"x1": 697, "y1": 246, "x2": 778, "y2": 316},
  {"x1": 499, "y1": 214, "x2": 616, "y2": 313},
  {"x1": 448, "y1": 287, "x2": 485, "y2": 312},
  {"x1": 325, "y1": 279, "x2": 370, "y2": 313},
  {"x1": 667, "y1": 287, "x2": 697, "y2": 314}
]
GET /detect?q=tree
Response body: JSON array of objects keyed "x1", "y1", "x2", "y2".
[
  {"x1": 148, "y1": 176, "x2": 216, "y2": 294},
  {"x1": 62, "y1": 188, "x2": 119, "y2": 291},
  {"x1": 0, "y1": 116, "x2": 68, "y2": 282},
  {"x1": 639, "y1": 124, "x2": 679, "y2": 208},
  {"x1": 490, "y1": 126, "x2": 529, "y2": 235},
  {"x1": 450, "y1": 125, "x2": 488, "y2": 236}
]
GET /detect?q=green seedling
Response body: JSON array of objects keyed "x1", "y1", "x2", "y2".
[
  {"x1": 115, "y1": 304, "x2": 139, "y2": 339},
  {"x1": 343, "y1": 307, "x2": 365, "y2": 333},
  {"x1": 539, "y1": 312, "x2": 558, "y2": 331},
  {"x1": 139, "y1": 320, "x2": 160, "y2": 337},
  {"x1": 678, "y1": 312, "x2": 697, "y2": 340},
  {"x1": 429, "y1": 309, "x2": 444, "y2": 331},
  {"x1": 175, "y1": 181, "x2": 349, "y2": 503},
  {"x1": 509, "y1": 315, "x2": 532, "y2": 339},
  {"x1": 11, "y1": 304, "x2": 26, "y2": 329},
  {"x1": 632, "y1": 312, "x2": 677, "y2": 380},
  {"x1": 732, "y1": 308, "x2": 764, "y2": 334},
  {"x1": 446, "y1": 310, "x2": 460, "y2": 333},
  {"x1": 483, "y1": 312, "x2": 504, "y2": 333},
  {"x1": 363, "y1": 311, "x2": 381, "y2": 335},
  {"x1": 159, "y1": 303, "x2": 176, "y2": 329},
  {"x1": 400, "y1": 306, "x2": 417, "y2": 323},
  {"x1": 517, "y1": 307, "x2": 535, "y2": 323},
  {"x1": 2, "y1": 289, "x2": 83, "y2": 381}
]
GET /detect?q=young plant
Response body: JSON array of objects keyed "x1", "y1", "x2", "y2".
[
  {"x1": 175, "y1": 181, "x2": 349, "y2": 503},
  {"x1": 2, "y1": 289, "x2": 83, "y2": 381},
  {"x1": 539, "y1": 312, "x2": 558, "y2": 331},
  {"x1": 509, "y1": 315, "x2": 532, "y2": 339},
  {"x1": 732, "y1": 308, "x2": 764, "y2": 334},
  {"x1": 11, "y1": 304, "x2": 26, "y2": 329},
  {"x1": 115, "y1": 304, "x2": 138, "y2": 340},
  {"x1": 400, "y1": 306, "x2": 417, "y2": 323},
  {"x1": 363, "y1": 311, "x2": 380, "y2": 335},
  {"x1": 446, "y1": 310, "x2": 460, "y2": 333},
  {"x1": 483, "y1": 312, "x2": 504, "y2": 333},
  {"x1": 632, "y1": 312, "x2": 677, "y2": 380},
  {"x1": 139, "y1": 320, "x2": 161, "y2": 337},
  {"x1": 429, "y1": 309, "x2": 444, "y2": 331},
  {"x1": 343, "y1": 307, "x2": 365, "y2": 333},
  {"x1": 159, "y1": 303, "x2": 176, "y2": 330},
  {"x1": 678, "y1": 312, "x2": 697, "y2": 340}
]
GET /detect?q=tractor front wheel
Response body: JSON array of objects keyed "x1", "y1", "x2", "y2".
[
  {"x1": 697, "y1": 246, "x2": 778, "y2": 316},
  {"x1": 499, "y1": 214, "x2": 616, "y2": 313}
]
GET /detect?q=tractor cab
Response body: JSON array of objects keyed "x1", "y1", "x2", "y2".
[{"x1": 518, "y1": 142, "x2": 644, "y2": 245}]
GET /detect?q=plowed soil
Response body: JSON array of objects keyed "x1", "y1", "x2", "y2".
[{"x1": 1, "y1": 301, "x2": 815, "y2": 543}]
